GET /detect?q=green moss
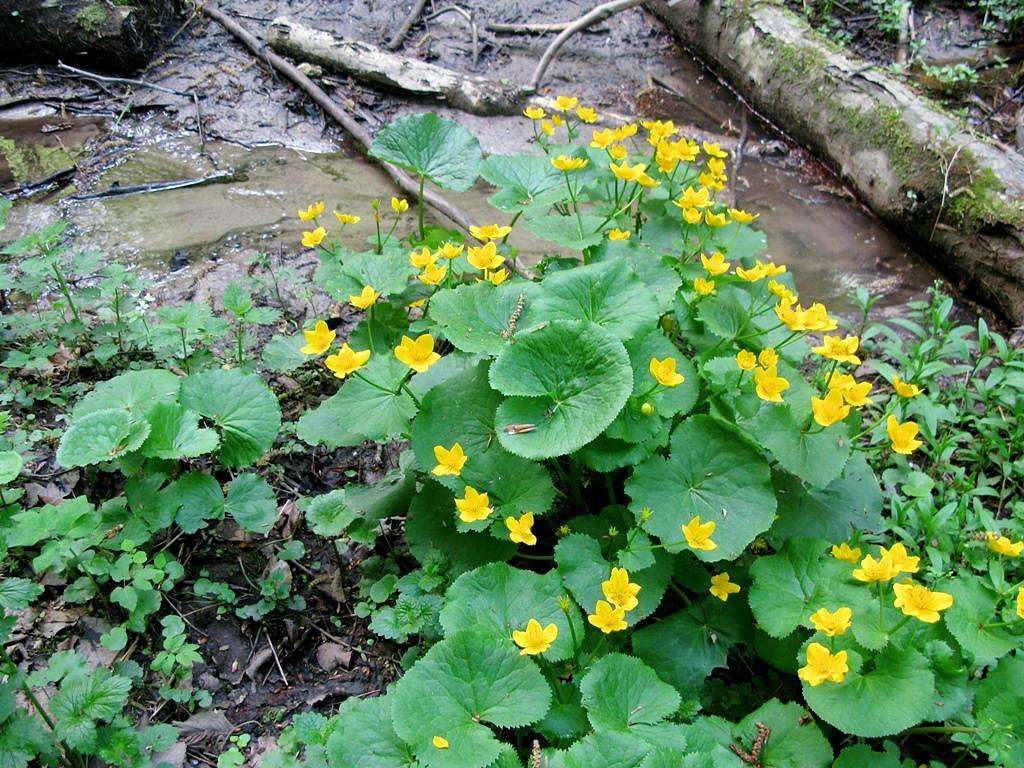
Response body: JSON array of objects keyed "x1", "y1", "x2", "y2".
[
  {"x1": 75, "y1": 3, "x2": 109, "y2": 32},
  {"x1": 949, "y1": 167, "x2": 1024, "y2": 231},
  {"x1": 0, "y1": 138, "x2": 78, "y2": 184},
  {"x1": 773, "y1": 40, "x2": 824, "y2": 79},
  {"x1": 834, "y1": 103, "x2": 939, "y2": 185}
]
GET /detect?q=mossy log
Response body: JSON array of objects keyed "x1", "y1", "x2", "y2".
[
  {"x1": 0, "y1": 0, "x2": 173, "y2": 73},
  {"x1": 267, "y1": 17, "x2": 531, "y2": 116},
  {"x1": 646, "y1": 0, "x2": 1024, "y2": 325}
]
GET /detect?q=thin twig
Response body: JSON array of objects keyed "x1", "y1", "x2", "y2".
[
  {"x1": 56, "y1": 61, "x2": 187, "y2": 97},
  {"x1": 529, "y1": 0, "x2": 643, "y2": 90},
  {"x1": 386, "y1": 0, "x2": 430, "y2": 51},
  {"x1": 931, "y1": 143, "x2": 967, "y2": 242},
  {"x1": 266, "y1": 636, "x2": 289, "y2": 686}
]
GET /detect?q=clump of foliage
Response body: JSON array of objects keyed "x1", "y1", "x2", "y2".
[{"x1": 0, "y1": 103, "x2": 1022, "y2": 768}]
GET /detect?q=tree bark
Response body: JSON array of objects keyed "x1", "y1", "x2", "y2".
[
  {"x1": 0, "y1": 0, "x2": 173, "y2": 73},
  {"x1": 267, "y1": 17, "x2": 532, "y2": 116},
  {"x1": 646, "y1": 0, "x2": 1024, "y2": 325}
]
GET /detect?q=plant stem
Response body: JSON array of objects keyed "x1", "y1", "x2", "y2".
[
  {"x1": 417, "y1": 174, "x2": 426, "y2": 240},
  {"x1": 0, "y1": 646, "x2": 57, "y2": 731},
  {"x1": 51, "y1": 262, "x2": 82, "y2": 325},
  {"x1": 399, "y1": 382, "x2": 422, "y2": 408}
]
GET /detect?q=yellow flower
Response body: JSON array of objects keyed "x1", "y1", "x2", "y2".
[
  {"x1": 704, "y1": 211, "x2": 728, "y2": 228},
  {"x1": 728, "y1": 208, "x2": 759, "y2": 223},
  {"x1": 702, "y1": 141, "x2": 729, "y2": 159},
  {"x1": 576, "y1": 106, "x2": 598, "y2": 123},
  {"x1": 551, "y1": 155, "x2": 588, "y2": 172},
  {"x1": 390, "y1": 197, "x2": 409, "y2": 214},
  {"x1": 590, "y1": 128, "x2": 617, "y2": 149},
  {"x1": 408, "y1": 298, "x2": 426, "y2": 309},
  {"x1": 802, "y1": 302, "x2": 838, "y2": 331},
  {"x1": 852, "y1": 553, "x2": 900, "y2": 583},
  {"x1": 754, "y1": 365, "x2": 790, "y2": 403},
  {"x1": 455, "y1": 486, "x2": 493, "y2": 523},
  {"x1": 768, "y1": 279, "x2": 795, "y2": 302},
  {"x1": 710, "y1": 572, "x2": 741, "y2": 602},
  {"x1": 324, "y1": 344, "x2": 371, "y2": 379},
  {"x1": 892, "y1": 376, "x2": 921, "y2": 398},
  {"x1": 880, "y1": 542, "x2": 920, "y2": 574},
  {"x1": 432, "y1": 443, "x2": 468, "y2": 477},
  {"x1": 758, "y1": 348, "x2": 778, "y2": 369},
  {"x1": 470, "y1": 223, "x2": 513, "y2": 241},
  {"x1": 300, "y1": 320, "x2": 335, "y2": 355},
  {"x1": 707, "y1": 158, "x2": 727, "y2": 177},
  {"x1": 418, "y1": 263, "x2": 448, "y2": 286},
  {"x1": 736, "y1": 263, "x2": 769, "y2": 282},
  {"x1": 301, "y1": 226, "x2": 327, "y2": 248},
  {"x1": 505, "y1": 512, "x2": 537, "y2": 546},
  {"x1": 700, "y1": 171, "x2": 727, "y2": 191},
  {"x1": 700, "y1": 251, "x2": 731, "y2": 276},
  {"x1": 693, "y1": 277, "x2": 716, "y2": 296},
  {"x1": 349, "y1": 285, "x2": 379, "y2": 309},
  {"x1": 512, "y1": 618, "x2": 557, "y2": 655},
  {"x1": 487, "y1": 268, "x2": 510, "y2": 286},
  {"x1": 762, "y1": 261, "x2": 787, "y2": 277},
  {"x1": 298, "y1": 201, "x2": 324, "y2": 221},
  {"x1": 540, "y1": 119, "x2": 555, "y2": 136},
  {"x1": 809, "y1": 607, "x2": 852, "y2": 637},
  {"x1": 1017, "y1": 587, "x2": 1024, "y2": 620},
  {"x1": 893, "y1": 581, "x2": 954, "y2": 623},
  {"x1": 609, "y1": 144, "x2": 628, "y2": 161},
  {"x1": 649, "y1": 357, "x2": 685, "y2": 387},
  {"x1": 637, "y1": 172, "x2": 660, "y2": 189},
  {"x1": 467, "y1": 242, "x2": 504, "y2": 271},
  {"x1": 812, "y1": 335, "x2": 862, "y2": 365},
  {"x1": 587, "y1": 600, "x2": 628, "y2": 633},
  {"x1": 333, "y1": 211, "x2": 360, "y2": 225},
  {"x1": 523, "y1": 106, "x2": 546, "y2": 120},
  {"x1": 602, "y1": 567, "x2": 641, "y2": 612},
  {"x1": 610, "y1": 161, "x2": 647, "y2": 182},
  {"x1": 736, "y1": 349, "x2": 757, "y2": 371},
  {"x1": 682, "y1": 515, "x2": 717, "y2": 551},
  {"x1": 673, "y1": 185, "x2": 711, "y2": 211},
  {"x1": 887, "y1": 416, "x2": 923, "y2": 455},
  {"x1": 831, "y1": 542, "x2": 862, "y2": 563},
  {"x1": 841, "y1": 380, "x2": 874, "y2": 407},
  {"x1": 394, "y1": 334, "x2": 441, "y2": 373},
  {"x1": 811, "y1": 389, "x2": 851, "y2": 427},
  {"x1": 437, "y1": 241, "x2": 464, "y2": 259},
  {"x1": 614, "y1": 123, "x2": 638, "y2": 140},
  {"x1": 551, "y1": 114, "x2": 565, "y2": 127},
  {"x1": 798, "y1": 643, "x2": 848, "y2": 687},
  {"x1": 986, "y1": 532, "x2": 1024, "y2": 557},
  {"x1": 642, "y1": 119, "x2": 677, "y2": 146},
  {"x1": 553, "y1": 95, "x2": 579, "y2": 111},
  {"x1": 432, "y1": 736, "x2": 449, "y2": 750},
  {"x1": 608, "y1": 228, "x2": 631, "y2": 241},
  {"x1": 409, "y1": 246, "x2": 437, "y2": 269},
  {"x1": 682, "y1": 208, "x2": 702, "y2": 225}
]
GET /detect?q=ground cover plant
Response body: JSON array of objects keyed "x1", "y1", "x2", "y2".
[{"x1": 0, "y1": 105, "x2": 1022, "y2": 767}]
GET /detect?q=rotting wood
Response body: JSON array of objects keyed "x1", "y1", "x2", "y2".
[
  {"x1": 267, "y1": 17, "x2": 528, "y2": 116},
  {"x1": 647, "y1": 0, "x2": 1024, "y2": 325},
  {"x1": 198, "y1": 2, "x2": 476, "y2": 236}
]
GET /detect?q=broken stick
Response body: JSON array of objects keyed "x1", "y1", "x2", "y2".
[{"x1": 198, "y1": 2, "x2": 474, "y2": 233}]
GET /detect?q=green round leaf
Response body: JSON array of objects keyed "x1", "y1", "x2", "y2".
[
  {"x1": 224, "y1": 473, "x2": 278, "y2": 535},
  {"x1": 0, "y1": 450, "x2": 23, "y2": 485},
  {"x1": 525, "y1": 214, "x2": 606, "y2": 250},
  {"x1": 491, "y1": 321, "x2": 632, "y2": 459},
  {"x1": 943, "y1": 577, "x2": 1018, "y2": 664},
  {"x1": 734, "y1": 700, "x2": 832, "y2": 768},
  {"x1": 369, "y1": 112, "x2": 482, "y2": 191},
  {"x1": 742, "y1": 403, "x2": 851, "y2": 488},
  {"x1": 533, "y1": 260, "x2": 661, "y2": 340},
  {"x1": 179, "y1": 368, "x2": 281, "y2": 468},
  {"x1": 138, "y1": 403, "x2": 219, "y2": 460},
  {"x1": 579, "y1": 654, "x2": 680, "y2": 732},
  {"x1": 303, "y1": 490, "x2": 356, "y2": 537},
  {"x1": 315, "y1": 247, "x2": 415, "y2": 301},
  {"x1": 428, "y1": 280, "x2": 538, "y2": 355},
  {"x1": 56, "y1": 408, "x2": 151, "y2": 468},
  {"x1": 391, "y1": 628, "x2": 552, "y2": 768},
  {"x1": 624, "y1": 416, "x2": 775, "y2": 561},
  {"x1": 802, "y1": 643, "x2": 936, "y2": 737},
  {"x1": 574, "y1": 424, "x2": 669, "y2": 473},
  {"x1": 480, "y1": 153, "x2": 567, "y2": 213},
  {"x1": 440, "y1": 563, "x2": 583, "y2": 662},
  {"x1": 71, "y1": 369, "x2": 180, "y2": 421},
  {"x1": 327, "y1": 694, "x2": 415, "y2": 768},
  {"x1": 834, "y1": 744, "x2": 901, "y2": 768},
  {"x1": 590, "y1": 240, "x2": 681, "y2": 313}
]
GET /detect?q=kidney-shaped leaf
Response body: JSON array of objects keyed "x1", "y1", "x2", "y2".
[
  {"x1": 429, "y1": 280, "x2": 539, "y2": 355},
  {"x1": 440, "y1": 563, "x2": 583, "y2": 662},
  {"x1": 391, "y1": 627, "x2": 551, "y2": 768},
  {"x1": 370, "y1": 112, "x2": 482, "y2": 191},
  {"x1": 491, "y1": 321, "x2": 632, "y2": 459},
  {"x1": 580, "y1": 654, "x2": 680, "y2": 732},
  {"x1": 624, "y1": 416, "x2": 775, "y2": 561},
  {"x1": 71, "y1": 368, "x2": 180, "y2": 421},
  {"x1": 480, "y1": 153, "x2": 567, "y2": 213},
  {"x1": 327, "y1": 694, "x2": 415, "y2": 768},
  {"x1": 180, "y1": 368, "x2": 281, "y2": 468},
  {"x1": 57, "y1": 409, "x2": 151, "y2": 468}
]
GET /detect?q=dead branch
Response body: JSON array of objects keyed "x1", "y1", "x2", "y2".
[
  {"x1": 56, "y1": 60, "x2": 186, "y2": 97},
  {"x1": 198, "y1": 3, "x2": 475, "y2": 233},
  {"x1": 529, "y1": 0, "x2": 643, "y2": 91},
  {"x1": 423, "y1": 5, "x2": 480, "y2": 66},
  {"x1": 386, "y1": 0, "x2": 430, "y2": 51},
  {"x1": 267, "y1": 17, "x2": 527, "y2": 115}
]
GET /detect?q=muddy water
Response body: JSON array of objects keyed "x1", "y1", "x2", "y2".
[{"x1": 2, "y1": 115, "x2": 943, "y2": 317}]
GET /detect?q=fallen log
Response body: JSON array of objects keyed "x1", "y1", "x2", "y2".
[
  {"x1": 266, "y1": 17, "x2": 530, "y2": 116},
  {"x1": 0, "y1": 0, "x2": 172, "y2": 73},
  {"x1": 198, "y1": 3, "x2": 475, "y2": 236},
  {"x1": 646, "y1": 0, "x2": 1024, "y2": 325}
]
